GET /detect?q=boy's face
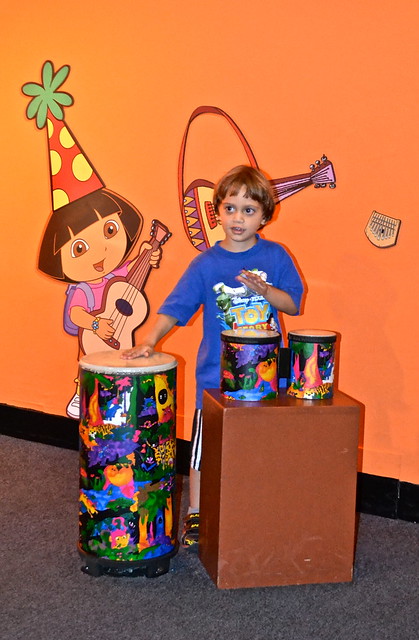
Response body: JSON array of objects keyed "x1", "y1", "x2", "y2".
[
  {"x1": 217, "y1": 185, "x2": 266, "y2": 252},
  {"x1": 61, "y1": 212, "x2": 128, "y2": 283}
]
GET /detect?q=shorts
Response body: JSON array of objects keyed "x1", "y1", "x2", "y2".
[{"x1": 190, "y1": 408, "x2": 203, "y2": 471}]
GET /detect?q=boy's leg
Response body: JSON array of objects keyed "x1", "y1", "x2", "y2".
[
  {"x1": 181, "y1": 409, "x2": 202, "y2": 547},
  {"x1": 189, "y1": 467, "x2": 201, "y2": 512}
]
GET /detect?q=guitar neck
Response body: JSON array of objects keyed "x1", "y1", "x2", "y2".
[
  {"x1": 270, "y1": 159, "x2": 336, "y2": 203},
  {"x1": 126, "y1": 220, "x2": 170, "y2": 290},
  {"x1": 126, "y1": 239, "x2": 156, "y2": 289}
]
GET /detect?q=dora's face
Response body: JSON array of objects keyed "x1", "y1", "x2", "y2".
[{"x1": 61, "y1": 213, "x2": 128, "y2": 283}]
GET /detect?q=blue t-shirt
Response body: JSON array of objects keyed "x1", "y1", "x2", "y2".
[{"x1": 159, "y1": 236, "x2": 304, "y2": 408}]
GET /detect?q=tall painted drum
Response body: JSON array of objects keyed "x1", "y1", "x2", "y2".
[
  {"x1": 287, "y1": 330, "x2": 337, "y2": 400},
  {"x1": 221, "y1": 329, "x2": 281, "y2": 401},
  {"x1": 78, "y1": 350, "x2": 178, "y2": 578}
]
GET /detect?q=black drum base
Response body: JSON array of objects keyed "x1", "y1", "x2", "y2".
[{"x1": 79, "y1": 543, "x2": 179, "y2": 578}]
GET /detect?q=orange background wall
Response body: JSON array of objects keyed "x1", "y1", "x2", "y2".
[{"x1": 1, "y1": 0, "x2": 418, "y2": 484}]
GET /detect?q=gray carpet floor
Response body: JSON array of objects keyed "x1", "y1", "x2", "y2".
[{"x1": 1, "y1": 434, "x2": 418, "y2": 640}]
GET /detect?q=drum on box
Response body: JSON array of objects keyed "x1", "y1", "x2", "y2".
[
  {"x1": 220, "y1": 329, "x2": 281, "y2": 401},
  {"x1": 287, "y1": 329, "x2": 337, "y2": 400}
]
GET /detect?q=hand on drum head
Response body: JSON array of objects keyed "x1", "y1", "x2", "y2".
[{"x1": 121, "y1": 343, "x2": 154, "y2": 359}]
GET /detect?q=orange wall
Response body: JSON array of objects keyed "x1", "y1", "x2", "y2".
[{"x1": 1, "y1": 0, "x2": 418, "y2": 483}]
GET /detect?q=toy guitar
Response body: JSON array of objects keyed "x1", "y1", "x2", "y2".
[
  {"x1": 178, "y1": 105, "x2": 336, "y2": 253},
  {"x1": 79, "y1": 219, "x2": 171, "y2": 354},
  {"x1": 269, "y1": 155, "x2": 336, "y2": 201},
  {"x1": 182, "y1": 156, "x2": 336, "y2": 252}
]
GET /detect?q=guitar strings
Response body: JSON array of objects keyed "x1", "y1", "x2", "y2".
[
  {"x1": 106, "y1": 248, "x2": 152, "y2": 341},
  {"x1": 270, "y1": 163, "x2": 334, "y2": 201}
]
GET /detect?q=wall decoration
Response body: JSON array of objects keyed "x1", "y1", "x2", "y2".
[
  {"x1": 22, "y1": 61, "x2": 171, "y2": 418},
  {"x1": 178, "y1": 105, "x2": 336, "y2": 252},
  {"x1": 365, "y1": 210, "x2": 401, "y2": 248}
]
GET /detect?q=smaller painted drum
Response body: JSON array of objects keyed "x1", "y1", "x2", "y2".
[
  {"x1": 287, "y1": 330, "x2": 337, "y2": 400},
  {"x1": 221, "y1": 329, "x2": 281, "y2": 401},
  {"x1": 78, "y1": 350, "x2": 177, "y2": 578}
]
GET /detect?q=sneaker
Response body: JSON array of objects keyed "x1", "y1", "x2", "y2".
[
  {"x1": 66, "y1": 393, "x2": 80, "y2": 419},
  {"x1": 181, "y1": 512, "x2": 199, "y2": 548}
]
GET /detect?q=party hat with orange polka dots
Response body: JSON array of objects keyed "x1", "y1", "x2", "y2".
[{"x1": 22, "y1": 60, "x2": 104, "y2": 210}]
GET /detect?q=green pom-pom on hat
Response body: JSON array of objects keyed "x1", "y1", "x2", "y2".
[{"x1": 22, "y1": 60, "x2": 73, "y2": 129}]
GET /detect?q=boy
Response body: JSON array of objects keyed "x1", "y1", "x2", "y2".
[{"x1": 122, "y1": 165, "x2": 304, "y2": 547}]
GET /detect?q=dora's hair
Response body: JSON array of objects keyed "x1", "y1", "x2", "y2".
[
  {"x1": 38, "y1": 188, "x2": 143, "y2": 282},
  {"x1": 213, "y1": 165, "x2": 275, "y2": 223}
]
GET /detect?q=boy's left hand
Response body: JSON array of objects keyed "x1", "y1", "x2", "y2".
[{"x1": 236, "y1": 270, "x2": 269, "y2": 297}]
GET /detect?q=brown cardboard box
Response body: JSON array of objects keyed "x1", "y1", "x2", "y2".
[{"x1": 199, "y1": 389, "x2": 361, "y2": 589}]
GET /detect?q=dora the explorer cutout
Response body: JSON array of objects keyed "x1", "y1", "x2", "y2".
[
  {"x1": 178, "y1": 105, "x2": 336, "y2": 252},
  {"x1": 22, "y1": 61, "x2": 171, "y2": 419}
]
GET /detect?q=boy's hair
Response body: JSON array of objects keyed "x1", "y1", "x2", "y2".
[
  {"x1": 213, "y1": 165, "x2": 275, "y2": 223},
  {"x1": 38, "y1": 188, "x2": 143, "y2": 282}
]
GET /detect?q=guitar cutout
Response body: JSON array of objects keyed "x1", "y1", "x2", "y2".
[
  {"x1": 79, "y1": 219, "x2": 171, "y2": 354},
  {"x1": 179, "y1": 106, "x2": 336, "y2": 252},
  {"x1": 270, "y1": 155, "x2": 336, "y2": 201},
  {"x1": 179, "y1": 106, "x2": 257, "y2": 252},
  {"x1": 182, "y1": 156, "x2": 336, "y2": 252}
]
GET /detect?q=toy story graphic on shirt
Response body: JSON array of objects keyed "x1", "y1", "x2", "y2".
[
  {"x1": 214, "y1": 269, "x2": 279, "y2": 332},
  {"x1": 22, "y1": 61, "x2": 171, "y2": 418},
  {"x1": 78, "y1": 356, "x2": 177, "y2": 576},
  {"x1": 179, "y1": 105, "x2": 336, "y2": 252}
]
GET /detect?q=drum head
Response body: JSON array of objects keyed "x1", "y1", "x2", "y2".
[
  {"x1": 221, "y1": 328, "x2": 281, "y2": 345},
  {"x1": 79, "y1": 350, "x2": 177, "y2": 375},
  {"x1": 288, "y1": 329, "x2": 337, "y2": 343}
]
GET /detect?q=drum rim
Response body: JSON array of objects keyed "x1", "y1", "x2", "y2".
[
  {"x1": 288, "y1": 329, "x2": 337, "y2": 343},
  {"x1": 79, "y1": 351, "x2": 178, "y2": 374},
  {"x1": 221, "y1": 328, "x2": 281, "y2": 345}
]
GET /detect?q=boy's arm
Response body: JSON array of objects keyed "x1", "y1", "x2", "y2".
[
  {"x1": 236, "y1": 270, "x2": 298, "y2": 315},
  {"x1": 121, "y1": 313, "x2": 178, "y2": 359},
  {"x1": 263, "y1": 285, "x2": 298, "y2": 315}
]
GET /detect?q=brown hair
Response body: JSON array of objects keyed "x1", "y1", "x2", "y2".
[
  {"x1": 38, "y1": 188, "x2": 143, "y2": 282},
  {"x1": 213, "y1": 165, "x2": 275, "y2": 223}
]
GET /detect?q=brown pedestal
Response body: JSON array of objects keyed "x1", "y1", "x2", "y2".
[{"x1": 199, "y1": 389, "x2": 361, "y2": 589}]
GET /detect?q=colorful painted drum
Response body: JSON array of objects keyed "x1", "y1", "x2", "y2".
[
  {"x1": 78, "y1": 350, "x2": 178, "y2": 578},
  {"x1": 287, "y1": 330, "x2": 337, "y2": 399},
  {"x1": 221, "y1": 329, "x2": 281, "y2": 401}
]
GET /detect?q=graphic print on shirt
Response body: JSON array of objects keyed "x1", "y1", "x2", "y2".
[{"x1": 213, "y1": 269, "x2": 279, "y2": 332}]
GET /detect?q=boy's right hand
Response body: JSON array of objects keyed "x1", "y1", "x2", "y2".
[{"x1": 121, "y1": 343, "x2": 154, "y2": 359}]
